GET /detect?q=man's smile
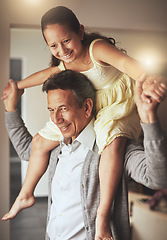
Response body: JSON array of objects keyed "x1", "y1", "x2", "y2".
[{"x1": 59, "y1": 123, "x2": 71, "y2": 132}]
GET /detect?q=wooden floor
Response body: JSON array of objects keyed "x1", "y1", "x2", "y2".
[{"x1": 10, "y1": 161, "x2": 47, "y2": 240}]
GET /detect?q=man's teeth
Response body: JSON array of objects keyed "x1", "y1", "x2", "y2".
[{"x1": 62, "y1": 125, "x2": 69, "y2": 130}]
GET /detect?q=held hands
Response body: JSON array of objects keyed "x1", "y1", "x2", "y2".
[
  {"x1": 1, "y1": 79, "x2": 24, "y2": 112},
  {"x1": 142, "y1": 76, "x2": 167, "y2": 103},
  {"x1": 1, "y1": 79, "x2": 17, "y2": 101},
  {"x1": 135, "y1": 76, "x2": 167, "y2": 123}
]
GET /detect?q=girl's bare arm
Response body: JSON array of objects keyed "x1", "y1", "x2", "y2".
[
  {"x1": 92, "y1": 40, "x2": 146, "y2": 82},
  {"x1": 17, "y1": 66, "x2": 60, "y2": 89}
]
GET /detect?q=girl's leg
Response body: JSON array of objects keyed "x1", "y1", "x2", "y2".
[
  {"x1": 95, "y1": 137, "x2": 127, "y2": 240},
  {"x1": 2, "y1": 134, "x2": 59, "y2": 221}
]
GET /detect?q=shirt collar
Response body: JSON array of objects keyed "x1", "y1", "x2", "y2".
[
  {"x1": 60, "y1": 118, "x2": 96, "y2": 151},
  {"x1": 76, "y1": 118, "x2": 95, "y2": 151}
]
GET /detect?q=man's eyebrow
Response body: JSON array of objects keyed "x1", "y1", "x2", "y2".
[
  {"x1": 47, "y1": 105, "x2": 67, "y2": 110},
  {"x1": 48, "y1": 41, "x2": 56, "y2": 46}
]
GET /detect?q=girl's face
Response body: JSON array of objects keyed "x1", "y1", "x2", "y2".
[{"x1": 43, "y1": 24, "x2": 84, "y2": 64}]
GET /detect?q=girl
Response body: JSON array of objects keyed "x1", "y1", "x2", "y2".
[{"x1": 2, "y1": 6, "x2": 158, "y2": 239}]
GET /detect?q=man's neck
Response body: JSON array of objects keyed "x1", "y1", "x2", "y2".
[
  {"x1": 63, "y1": 117, "x2": 94, "y2": 145},
  {"x1": 71, "y1": 117, "x2": 93, "y2": 143}
]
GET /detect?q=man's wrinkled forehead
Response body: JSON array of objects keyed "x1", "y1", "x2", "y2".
[{"x1": 47, "y1": 88, "x2": 78, "y2": 108}]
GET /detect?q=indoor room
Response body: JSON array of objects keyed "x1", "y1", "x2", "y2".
[{"x1": 0, "y1": 1, "x2": 167, "y2": 240}]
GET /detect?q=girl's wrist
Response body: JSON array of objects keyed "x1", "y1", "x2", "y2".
[
  {"x1": 140, "y1": 111, "x2": 158, "y2": 124},
  {"x1": 17, "y1": 81, "x2": 22, "y2": 89},
  {"x1": 136, "y1": 72, "x2": 147, "y2": 83}
]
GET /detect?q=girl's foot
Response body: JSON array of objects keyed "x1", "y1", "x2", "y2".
[
  {"x1": 2, "y1": 194, "x2": 35, "y2": 221},
  {"x1": 95, "y1": 210, "x2": 113, "y2": 240}
]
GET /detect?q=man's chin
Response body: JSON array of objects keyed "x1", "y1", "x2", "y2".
[{"x1": 61, "y1": 131, "x2": 72, "y2": 139}]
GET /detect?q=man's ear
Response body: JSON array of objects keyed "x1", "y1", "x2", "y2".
[
  {"x1": 83, "y1": 98, "x2": 93, "y2": 118},
  {"x1": 79, "y1": 24, "x2": 85, "y2": 40}
]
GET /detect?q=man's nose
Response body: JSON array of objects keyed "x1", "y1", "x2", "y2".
[{"x1": 52, "y1": 110, "x2": 63, "y2": 124}]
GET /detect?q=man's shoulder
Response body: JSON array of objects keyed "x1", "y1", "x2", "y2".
[
  {"x1": 50, "y1": 144, "x2": 61, "y2": 156},
  {"x1": 92, "y1": 141, "x2": 100, "y2": 155},
  {"x1": 88, "y1": 141, "x2": 100, "y2": 162}
]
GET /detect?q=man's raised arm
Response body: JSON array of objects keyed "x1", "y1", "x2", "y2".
[
  {"x1": 2, "y1": 80, "x2": 32, "y2": 161},
  {"x1": 125, "y1": 77, "x2": 167, "y2": 190}
]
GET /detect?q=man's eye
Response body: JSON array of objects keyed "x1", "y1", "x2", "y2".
[
  {"x1": 60, "y1": 107, "x2": 67, "y2": 111},
  {"x1": 63, "y1": 39, "x2": 70, "y2": 44},
  {"x1": 51, "y1": 44, "x2": 56, "y2": 48}
]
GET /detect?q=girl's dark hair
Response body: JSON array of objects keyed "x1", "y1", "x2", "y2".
[{"x1": 41, "y1": 6, "x2": 117, "y2": 67}]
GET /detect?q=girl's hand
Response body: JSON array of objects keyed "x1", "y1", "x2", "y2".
[
  {"x1": 135, "y1": 77, "x2": 167, "y2": 124},
  {"x1": 1, "y1": 79, "x2": 24, "y2": 112},
  {"x1": 142, "y1": 76, "x2": 167, "y2": 103},
  {"x1": 1, "y1": 79, "x2": 13, "y2": 100}
]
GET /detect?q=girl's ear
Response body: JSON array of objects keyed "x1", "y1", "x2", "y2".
[
  {"x1": 83, "y1": 98, "x2": 94, "y2": 118},
  {"x1": 79, "y1": 24, "x2": 85, "y2": 40}
]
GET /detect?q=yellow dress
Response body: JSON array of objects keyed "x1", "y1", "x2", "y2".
[{"x1": 39, "y1": 39, "x2": 141, "y2": 153}]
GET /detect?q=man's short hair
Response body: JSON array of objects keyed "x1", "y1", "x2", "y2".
[{"x1": 42, "y1": 70, "x2": 96, "y2": 116}]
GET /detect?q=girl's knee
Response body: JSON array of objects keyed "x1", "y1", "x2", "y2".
[
  {"x1": 32, "y1": 134, "x2": 46, "y2": 150},
  {"x1": 32, "y1": 133, "x2": 59, "y2": 152}
]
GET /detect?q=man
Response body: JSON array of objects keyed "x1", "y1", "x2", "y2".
[{"x1": 2, "y1": 70, "x2": 167, "y2": 240}]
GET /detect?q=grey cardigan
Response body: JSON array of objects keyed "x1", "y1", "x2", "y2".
[{"x1": 5, "y1": 110, "x2": 167, "y2": 240}]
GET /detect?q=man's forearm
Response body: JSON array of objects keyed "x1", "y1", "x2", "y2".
[
  {"x1": 139, "y1": 109, "x2": 158, "y2": 124},
  {"x1": 5, "y1": 110, "x2": 32, "y2": 161},
  {"x1": 125, "y1": 120, "x2": 167, "y2": 189}
]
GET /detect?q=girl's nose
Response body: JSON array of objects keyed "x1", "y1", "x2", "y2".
[{"x1": 59, "y1": 44, "x2": 67, "y2": 55}]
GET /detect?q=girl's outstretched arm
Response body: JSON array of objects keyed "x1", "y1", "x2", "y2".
[
  {"x1": 1, "y1": 67, "x2": 60, "y2": 100},
  {"x1": 17, "y1": 66, "x2": 60, "y2": 89},
  {"x1": 92, "y1": 40, "x2": 167, "y2": 103},
  {"x1": 92, "y1": 40, "x2": 146, "y2": 82}
]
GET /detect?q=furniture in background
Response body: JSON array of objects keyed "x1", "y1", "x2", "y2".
[{"x1": 129, "y1": 192, "x2": 167, "y2": 240}]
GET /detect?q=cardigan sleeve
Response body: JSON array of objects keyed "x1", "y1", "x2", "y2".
[
  {"x1": 124, "y1": 120, "x2": 167, "y2": 189},
  {"x1": 5, "y1": 109, "x2": 32, "y2": 161}
]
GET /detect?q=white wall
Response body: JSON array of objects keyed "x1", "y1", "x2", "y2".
[
  {"x1": 10, "y1": 28, "x2": 50, "y2": 134},
  {"x1": 8, "y1": 0, "x2": 167, "y2": 32},
  {"x1": 10, "y1": 28, "x2": 51, "y2": 196}
]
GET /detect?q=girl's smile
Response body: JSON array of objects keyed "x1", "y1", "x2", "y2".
[{"x1": 60, "y1": 50, "x2": 74, "y2": 61}]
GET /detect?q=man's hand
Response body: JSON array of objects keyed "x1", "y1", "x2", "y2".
[
  {"x1": 1, "y1": 79, "x2": 24, "y2": 112},
  {"x1": 135, "y1": 76, "x2": 167, "y2": 123},
  {"x1": 142, "y1": 76, "x2": 167, "y2": 103}
]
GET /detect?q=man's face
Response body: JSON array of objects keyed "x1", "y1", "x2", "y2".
[{"x1": 47, "y1": 89, "x2": 90, "y2": 141}]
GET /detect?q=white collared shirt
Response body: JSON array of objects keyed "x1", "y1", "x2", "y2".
[{"x1": 47, "y1": 119, "x2": 96, "y2": 240}]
